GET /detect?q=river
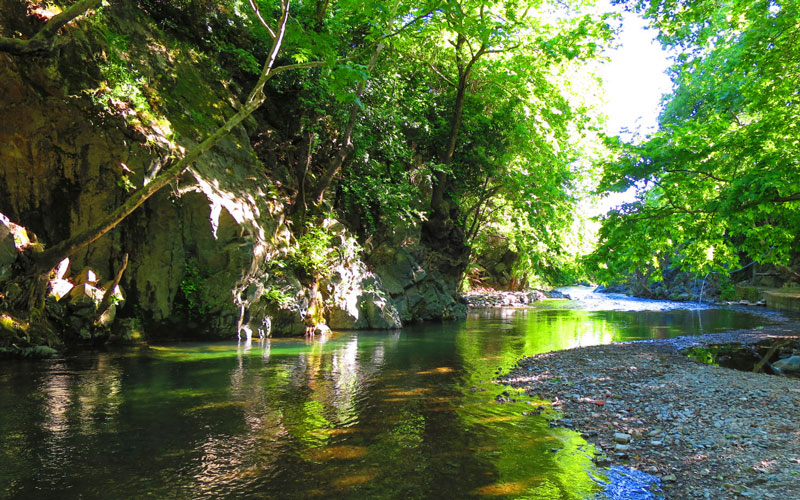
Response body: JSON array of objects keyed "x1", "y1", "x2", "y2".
[{"x1": 0, "y1": 291, "x2": 769, "y2": 499}]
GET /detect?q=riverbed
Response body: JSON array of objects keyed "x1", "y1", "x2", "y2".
[{"x1": 0, "y1": 295, "x2": 772, "y2": 499}]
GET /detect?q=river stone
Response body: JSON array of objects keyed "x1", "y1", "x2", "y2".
[
  {"x1": 614, "y1": 432, "x2": 632, "y2": 444},
  {"x1": 773, "y1": 355, "x2": 800, "y2": 374}
]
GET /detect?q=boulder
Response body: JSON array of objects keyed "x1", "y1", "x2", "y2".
[
  {"x1": 54, "y1": 258, "x2": 70, "y2": 280},
  {"x1": 371, "y1": 245, "x2": 466, "y2": 322},
  {"x1": 359, "y1": 291, "x2": 401, "y2": 329},
  {"x1": 95, "y1": 304, "x2": 117, "y2": 327},
  {"x1": 100, "y1": 281, "x2": 126, "y2": 308}
]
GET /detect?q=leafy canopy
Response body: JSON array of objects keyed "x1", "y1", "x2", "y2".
[{"x1": 592, "y1": 0, "x2": 800, "y2": 282}]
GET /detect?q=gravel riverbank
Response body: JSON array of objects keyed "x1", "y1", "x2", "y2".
[{"x1": 498, "y1": 321, "x2": 800, "y2": 499}]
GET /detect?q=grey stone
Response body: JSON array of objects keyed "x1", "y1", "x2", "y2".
[
  {"x1": 614, "y1": 432, "x2": 632, "y2": 444},
  {"x1": 772, "y1": 355, "x2": 800, "y2": 374}
]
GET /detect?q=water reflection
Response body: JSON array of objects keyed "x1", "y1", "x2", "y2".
[{"x1": 0, "y1": 304, "x2": 765, "y2": 499}]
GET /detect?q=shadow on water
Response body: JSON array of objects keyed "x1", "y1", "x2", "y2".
[{"x1": 0, "y1": 296, "x2": 768, "y2": 499}]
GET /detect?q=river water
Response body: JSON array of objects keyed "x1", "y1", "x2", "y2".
[{"x1": 0, "y1": 292, "x2": 768, "y2": 499}]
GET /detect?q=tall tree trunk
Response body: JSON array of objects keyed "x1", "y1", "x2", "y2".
[
  {"x1": 429, "y1": 70, "x2": 468, "y2": 219},
  {"x1": 428, "y1": 39, "x2": 485, "y2": 221}
]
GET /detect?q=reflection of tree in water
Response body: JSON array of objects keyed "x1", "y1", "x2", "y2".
[{"x1": 185, "y1": 333, "x2": 393, "y2": 496}]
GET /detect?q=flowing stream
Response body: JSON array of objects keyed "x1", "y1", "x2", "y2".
[{"x1": 0, "y1": 292, "x2": 768, "y2": 499}]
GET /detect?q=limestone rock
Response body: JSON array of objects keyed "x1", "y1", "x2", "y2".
[
  {"x1": 49, "y1": 279, "x2": 74, "y2": 301},
  {"x1": 73, "y1": 267, "x2": 100, "y2": 286},
  {"x1": 313, "y1": 323, "x2": 332, "y2": 336},
  {"x1": 359, "y1": 291, "x2": 402, "y2": 329},
  {"x1": 324, "y1": 256, "x2": 402, "y2": 330},
  {"x1": 64, "y1": 283, "x2": 104, "y2": 313},
  {"x1": 95, "y1": 304, "x2": 117, "y2": 328},
  {"x1": 370, "y1": 245, "x2": 466, "y2": 323},
  {"x1": 100, "y1": 281, "x2": 126, "y2": 308},
  {"x1": 54, "y1": 258, "x2": 70, "y2": 280}
]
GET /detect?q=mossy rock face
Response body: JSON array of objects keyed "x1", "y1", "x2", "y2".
[{"x1": 764, "y1": 290, "x2": 800, "y2": 312}]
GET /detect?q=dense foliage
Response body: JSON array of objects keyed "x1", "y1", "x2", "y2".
[
  {"x1": 234, "y1": 0, "x2": 615, "y2": 286},
  {"x1": 591, "y1": 0, "x2": 800, "y2": 283}
]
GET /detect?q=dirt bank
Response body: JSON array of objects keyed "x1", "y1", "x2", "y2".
[{"x1": 498, "y1": 321, "x2": 800, "y2": 499}]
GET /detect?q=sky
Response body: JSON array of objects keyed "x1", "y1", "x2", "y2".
[
  {"x1": 571, "y1": 4, "x2": 674, "y2": 244},
  {"x1": 586, "y1": 5, "x2": 674, "y2": 217},
  {"x1": 596, "y1": 7, "x2": 673, "y2": 139}
]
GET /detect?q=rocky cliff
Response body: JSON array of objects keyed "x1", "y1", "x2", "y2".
[{"x1": 0, "y1": 1, "x2": 464, "y2": 349}]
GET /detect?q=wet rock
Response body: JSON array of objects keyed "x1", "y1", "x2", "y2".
[
  {"x1": 19, "y1": 345, "x2": 58, "y2": 359},
  {"x1": 594, "y1": 455, "x2": 611, "y2": 466},
  {"x1": 772, "y1": 355, "x2": 800, "y2": 374},
  {"x1": 313, "y1": 323, "x2": 331, "y2": 336}
]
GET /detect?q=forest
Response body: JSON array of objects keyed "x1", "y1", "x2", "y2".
[
  {"x1": 0, "y1": 0, "x2": 798, "y2": 352},
  {"x1": 2, "y1": 2, "x2": 800, "y2": 499}
]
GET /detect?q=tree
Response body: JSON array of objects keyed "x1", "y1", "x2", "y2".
[
  {"x1": 592, "y1": 0, "x2": 800, "y2": 282},
  {"x1": 388, "y1": 0, "x2": 613, "y2": 281}
]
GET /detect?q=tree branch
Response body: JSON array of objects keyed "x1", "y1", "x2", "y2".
[
  {"x1": 0, "y1": 0, "x2": 102, "y2": 55},
  {"x1": 249, "y1": 0, "x2": 277, "y2": 39},
  {"x1": 33, "y1": 0, "x2": 293, "y2": 272}
]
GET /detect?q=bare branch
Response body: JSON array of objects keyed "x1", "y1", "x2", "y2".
[
  {"x1": 427, "y1": 62, "x2": 457, "y2": 87},
  {"x1": 249, "y1": 0, "x2": 277, "y2": 39}
]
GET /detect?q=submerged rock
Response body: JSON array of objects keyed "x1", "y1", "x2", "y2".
[{"x1": 773, "y1": 355, "x2": 800, "y2": 374}]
